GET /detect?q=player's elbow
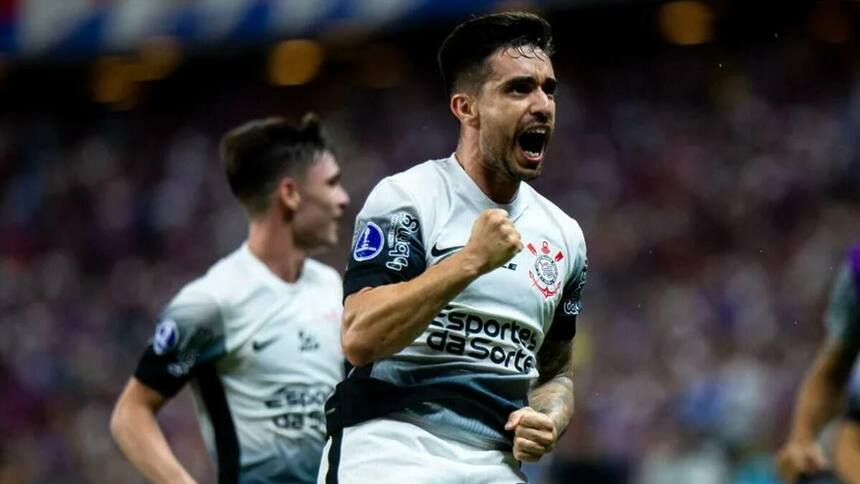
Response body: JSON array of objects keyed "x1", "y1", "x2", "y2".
[
  {"x1": 341, "y1": 297, "x2": 378, "y2": 367},
  {"x1": 109, "y1": 399, "x2": 131, "y2": 443},
  {"x1": 341, "y1": 327, "x2": 375, "y2": 367}
]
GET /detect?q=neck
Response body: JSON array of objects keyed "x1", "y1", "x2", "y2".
[
  {"x1": 455, "y1": 129, "x2": 519, "y2": 204},
  {"x1": 246, "y1": 213, "x2": 306, "y2": 283}
]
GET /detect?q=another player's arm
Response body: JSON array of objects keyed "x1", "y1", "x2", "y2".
[
  {"x1": 777, "y1": 338, "x2": 859, "y2": 482},
  {"x1": 110, "y1": 378, "x2": 198, "y2": 484},
  {"x1": 342, "y1": 208, "x2": 521, "y2": 367},
  {"x1": 778, "y1": 260, "x2": 860, "y2": 483}
]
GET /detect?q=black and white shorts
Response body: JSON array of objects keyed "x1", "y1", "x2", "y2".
[{"x1": 318, "y1": 417, "x2": 527, "y2": 484}]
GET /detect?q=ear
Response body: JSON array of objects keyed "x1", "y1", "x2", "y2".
[
  {"x1": 277, "y1": 177, "x2": 301, "y2": 214},
  {"x1": 450, "y1": 92, "x2": 479, "y2": 129}
]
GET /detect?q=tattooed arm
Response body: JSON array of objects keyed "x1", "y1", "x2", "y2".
[
  {"x1": 530, "y1": 339, "x2": 576, "y2": 433},
  {"x1": 505, "y1": 339, "x2": 575, "y2": 461}
]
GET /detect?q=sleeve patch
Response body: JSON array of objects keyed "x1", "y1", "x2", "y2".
[
  {"x1": 352, "y1": 222, "x2": 385, "y2": 262},
  {"x1": 152, "y1": 318, "x2": 179, "y2": 355}
]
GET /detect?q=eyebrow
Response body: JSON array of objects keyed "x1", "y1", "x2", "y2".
[{"x1": 502, "y1": 76, "x2": 558, "y2": 91}]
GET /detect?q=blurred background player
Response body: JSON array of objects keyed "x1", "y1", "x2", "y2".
[
  {"x1": 777, "y1": 243, "x2": 860, "y2": 484},
  {"x1": 110, "y1": 114, "x2": 350, "y2": 483},
  {"x1": 321, "y1": 12, "x2": 587, "y2": 484}
]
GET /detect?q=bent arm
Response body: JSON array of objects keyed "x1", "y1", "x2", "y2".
[
  {"x1": 529, "y1": 339, "x2": 575, "y2": 435},
  {"x1": 788, "y1": 340, "x2": 859, "y2": 444},
  {"x1": 110, "y1": 378, "x2": 198, "y2": 484},
  {"x1": 342, "y1": 249, "x2": 483, "y2": 366}
]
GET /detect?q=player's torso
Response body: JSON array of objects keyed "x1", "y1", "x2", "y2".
[
  {"x1": 192, "y1": 257, "x2": 343, "y2": 474},
  {"x1": 397, "y1": 182, "x2": 573, "y2": 379}
]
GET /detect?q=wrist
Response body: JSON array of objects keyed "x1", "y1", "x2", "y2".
[
  {"x1": 788, "y1": 429, "x2": 817, "y2": 446},
  {"x1": 452, "y1": 248, "x2": 486, "y2": 277}
]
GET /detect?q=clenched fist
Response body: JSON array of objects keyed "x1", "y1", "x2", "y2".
[
  {"x1": 505, "y1": 407, "x2": 557, "y2": 462},
  {"x1": 776, "y1": 440, "x2": 829, "y2": 483},
  {"x1": 462, "y1": 209, "x2": 522, "y2": 275}
]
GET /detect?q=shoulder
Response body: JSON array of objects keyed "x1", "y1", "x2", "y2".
[
  {"x1": 358, "y1": 158, "x2": 449, "y2": 230},
  {"x1": 193, "y1": 247, "x2": 250, "y2": 301},
  {"x1": 367, "y1": 158, "x2": 447, "y2": 204}
]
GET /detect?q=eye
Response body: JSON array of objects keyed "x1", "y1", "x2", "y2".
[
  {"x1": 543, "y1": 79, "x2": 557, "y2": 97},
  {"x1": 508, "y1": 80, "x2": 534, "y2": 95}
]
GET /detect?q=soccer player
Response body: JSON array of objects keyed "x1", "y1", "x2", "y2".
[
  {"x1": 110, "y1": 114, "x2": 350, "y2": 484},
  {"x1": 777, "y1": 243, "x2": 860, "y2": 484},
  {"x1": 319, "y1": 12, "x2": 587, "y2": 484}
]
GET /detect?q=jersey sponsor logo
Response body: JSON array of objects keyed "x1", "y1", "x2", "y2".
[
  {"x1": 385, "y1": 212, "x2": 420, "y2": 271},
  {"x1": 430, "y1": 242, "x2": 464, "y2": 259},
  {"x1": 563, "y1": 299, "x2": 579, "y2": 316},
  {"x1": 252, "y1": 336, "x2": 279, "y2": 352},
  {"x1": 153, "y1": 318, "x2": 179, "y2": 355},
  {"x1": 353, "y1": 222, "x2": 384, "y2": 261},
  {"x1": 265, "y1": 383, "x2": 335, "y2": 433},
  {"x1": 527, "y1": 240, "x2": 564, "y2": 298},
  {"x1": 426, "y1": 308, "x2": 538, "y2": 374},
  {"x1": 564, "y1": 259, "x2": 587, "y2": 315},
  {"x1": 167, "y1": 349, "x2": 197, "y2": 377}
]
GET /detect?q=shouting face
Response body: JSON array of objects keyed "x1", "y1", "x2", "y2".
[{"x1": 474, "y1": 45, "x2": 556, "y2": 182}]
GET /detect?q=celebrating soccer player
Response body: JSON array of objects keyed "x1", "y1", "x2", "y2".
[
  {"x1": 110, "y1": 114, "x2": 350, "y2": 483},
  {"x1": 320, "y1": 12, "x2": 587, "y2": 483},
  {"x1": 777, "y1": 243, "x2": 860, "y2": 484}
]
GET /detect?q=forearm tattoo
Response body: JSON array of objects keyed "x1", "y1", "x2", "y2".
[{"x1": 529, "y1": 340, "x2": 575, "y2": 434}]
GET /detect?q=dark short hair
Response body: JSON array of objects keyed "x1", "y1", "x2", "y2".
[
  {"x1": 220, "y1": 113, "x2": 328, "y2": 215},
  {"x1": 437, "y1": 11, "x2": 554, "y2": 96}
]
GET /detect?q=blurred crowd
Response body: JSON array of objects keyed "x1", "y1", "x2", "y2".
[{"x1": 2, "y1": 32, "x2": 860, "y2": 484}]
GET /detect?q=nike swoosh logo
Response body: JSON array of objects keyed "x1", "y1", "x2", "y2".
[
  {"x1": 430, "y1": 243, "x2": 464, "y2": 258},
  {"x1": 252, "y1": 337, "x2": 279, "y2": 352}
]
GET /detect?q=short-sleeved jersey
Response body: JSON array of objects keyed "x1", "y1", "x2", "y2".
[
  {"x1": 826, "y1": 243, "x2": 860, "y2": 420},
  {"x1": 326, "y1": 155, "x2": 587, "y2": 450},
  {"x1": 134, "y1": 243, "x2": 344, "y2": 484}
]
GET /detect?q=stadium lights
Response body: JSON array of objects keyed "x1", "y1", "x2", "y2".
[
  {"x1": 268, "y1": 39, "x2": 325, "y2": 86},
  {"x1": 133, "y1": 36, "x2": 182, "y2": 82},
  {"x1": 658, "y1": 1, "x2": 714, "y2": 46},
  {"x1": 91, "y1": 56, "x2": 139, "y2": 110}
]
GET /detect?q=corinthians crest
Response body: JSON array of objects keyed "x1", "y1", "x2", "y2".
[{"x1": 527, "y1": 240, "x2": 564, "y2": 298}]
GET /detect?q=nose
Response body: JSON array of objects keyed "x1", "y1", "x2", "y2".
[
  {"x1": 530, "y1": 89, "x2": 553, "y2": 124},
  {"x1": 337, "y1": 186, "x2": 350, "y2": 210}
]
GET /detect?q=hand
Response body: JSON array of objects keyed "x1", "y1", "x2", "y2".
[
  {"x1": 505, "y1": 406, "x2": 557, "y2": 462},
  {"x1": 462, "y1": 209, "x2": 522, "y2": 275},
  {"x1": 776, "y1": 440, "x2": 829, "y2": 483}
]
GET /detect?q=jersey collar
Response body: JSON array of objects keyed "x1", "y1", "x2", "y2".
[
  {"x1": 238, "y1": 242, "x2": 305, "y2": 293},
  {"x1": 446, "y1": 154, "x2": 530, "y2": 221}
]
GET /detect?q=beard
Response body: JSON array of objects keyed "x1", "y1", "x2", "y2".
[{"x1": 481, "y1": 136, "x2": 543, "y2": 182}]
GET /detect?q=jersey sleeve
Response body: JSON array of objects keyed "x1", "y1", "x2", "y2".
[
  {"x1": 134, "y1": 282, "x2": 226, "y2": 398},
  {"x1": 825, "y1": 260, "x2": 860, "y2": 345},
  {"x1": 343, "y1": 177, "x2": 427, "y2": 298},
  {"x1": 546, "y1": 224, "x2": 587, "y2": 341}
]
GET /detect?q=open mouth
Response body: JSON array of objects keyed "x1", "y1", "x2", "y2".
[{"x1": 517, "y1": 127, "x2": 549, "y2": 163}]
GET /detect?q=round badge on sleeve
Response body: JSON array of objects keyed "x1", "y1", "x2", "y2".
[
  {"x1": 352, "y1": 222, "x2": 384, "y2": 261},
  {"x1": 153, "y1": 318, "x2": 179, "y2": 355}
]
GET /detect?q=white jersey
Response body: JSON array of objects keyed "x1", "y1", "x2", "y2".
[
  {"x1": 326, "y1": 155, "x2": 587, "y2": 450},
  {"x1": 134, "y1": 243, "x2": 344, "y2": 483}
]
